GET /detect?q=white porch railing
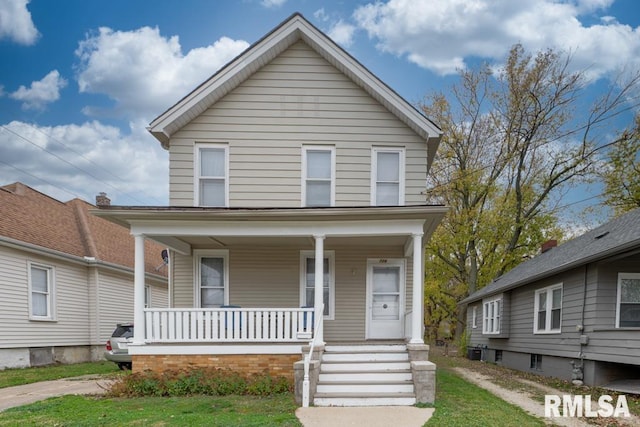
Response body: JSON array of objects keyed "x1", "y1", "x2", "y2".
[{"x1": 144, "y1": 307, "x2": 314, "y2": 343}]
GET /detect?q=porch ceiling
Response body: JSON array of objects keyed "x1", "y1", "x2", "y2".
[{"x1": 157, "y1": 234, "x2": 409, "y2": 249}]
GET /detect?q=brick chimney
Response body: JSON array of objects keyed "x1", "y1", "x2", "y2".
[
  {"x1": 96, "y1": 192, "x2": 111, "y2": 207},
  {"x1": 541, "y1": 240, "x2": 557, "y2": 253}
]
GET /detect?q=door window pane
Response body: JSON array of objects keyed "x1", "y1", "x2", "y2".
[{"x1": 372, "y1": 267, "x2": 400, "y2": 293}]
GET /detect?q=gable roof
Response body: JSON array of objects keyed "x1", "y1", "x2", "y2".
[
  {"x1": 0, "y1": 182, "x2": 166, "y2": 277},
  {"x1": 461, "y1": 208, "x2": 640, "y2": 304},
  {"x1": 148, "y1": 13, "x2": 441, "y2": 164}
]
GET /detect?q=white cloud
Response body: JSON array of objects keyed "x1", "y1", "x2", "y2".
[
  {"x1": 261, "y1": 0, "x2": 287, "y2": 8},
  {"x1": 0, "y1": 120, "x2": 168, "y2": 205},
  {"x1": 353, "y1": 0, "x2": 640, "y2": 78},
  {"x1": 0, "y1": 0, "x2": 39, "y2": 45},
  {"x1": 75, "y1": 26, "x2": 249, "y2": 121},
  {"x1": 9, "y1": 70, "x2": 67, "y2": 110},
  {"x1": 314, "y1": 8, "x2": 328, "y2": 22},
  {"x1": 328, "y1": 20, "x2": 356, "y2": 47}
]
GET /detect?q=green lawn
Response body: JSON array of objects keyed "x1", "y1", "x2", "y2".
[
  {"x1": 0, "y1": 394, "x2": 301, "y2": 427},
  {"x1": 0, "y1": 361, "x2": 119, "y2": 389},
  {"x1": 425, "y1": 368, "x2": 545, "y2": 426},
  {"x1": 0, "y1": 359, "x2": 549, "y2": 426}
]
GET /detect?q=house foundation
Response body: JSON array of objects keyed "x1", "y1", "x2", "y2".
[{"x1": 132, "y1": 354, "x2": 299, "y2": 380}]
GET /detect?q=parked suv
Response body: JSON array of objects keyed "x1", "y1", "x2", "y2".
[{"x1": 104, "y1": 323, "x2": 133, "y2": 370}]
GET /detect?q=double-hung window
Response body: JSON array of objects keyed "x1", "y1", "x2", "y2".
[
  {"x1": 371, "y1": 147, "x2": 404, "y2": 206},
  {"x1": 302, "y1": 146, "x2": 335, "y2": 207},
  {"x1": 534, "y1": 284, "x2": 562, "y2": 333},
  {"x1": 471, "y1": 306, "x2": 478, "y2": 328},
  {"x1": 300, "y1": 251, "x2": 335, "y2": 319},
  {"x1": 195, "y1": 250, "x2": 229, "y2": 308},
  {"x1": 196, "y1": 143, "x2": 228, "y2": 207},
  {"x1": 29, "y1": 262, "x2": 55, "y2": 320},
  {"x1": 617, "y1": 273, "x2": 640, "y2": 327},
  {"x1": 483, "y1": 298, "x2": 501, "y2": 334}
]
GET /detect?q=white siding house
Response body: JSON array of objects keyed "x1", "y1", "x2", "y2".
[{"x1": 96, "y1": 13, "x2": 446, "y2": 406}]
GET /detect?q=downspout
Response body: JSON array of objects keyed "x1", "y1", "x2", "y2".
[{"x1": 572, "y1": 263, "x2": 589, "y2": 385}]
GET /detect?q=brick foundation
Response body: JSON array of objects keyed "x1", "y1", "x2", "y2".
[{"x1": 133, "y1": 354, "x2": 300, "y2": 380}]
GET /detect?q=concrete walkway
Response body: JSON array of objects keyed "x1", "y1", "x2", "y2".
[
  {"x1": 0, "y1": 375, "x2": 110, "y2": 412},
  {"x1": 295, "y1": 406, "x2": 435, "y2": 427}
]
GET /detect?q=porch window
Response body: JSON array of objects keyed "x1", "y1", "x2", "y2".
[
  {"x1": 300, "y1": 251, "x2": 335, "y2": 319},
  {"x1": 482, "y1": 297, "x2": 500, "y2": 334},
  {"x1": 28, "y1": 262, "x2": 55, "y2": 320},
  {"x1": 302, "y1": 146, "x2": 335, "y2": 207},
  {"x1": 195, "y1": 143, "x2": 228, "y2": 207},
  {"x1": 195, "y1": 250, "x2": 229, "y2": 308},
  {"x1": 617, "y1": 273, "x2": 640, "y2": 327},
  {"x1": 371, "y1": 147, "x2": 404, "y2": 206},
  {"x1": 534, "y1": 284, "x2": 562, "y2": 333}
]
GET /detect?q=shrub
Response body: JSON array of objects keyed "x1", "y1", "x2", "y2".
[{"x1": 107, "y1": 368, "x2": 292, "y2": 398}]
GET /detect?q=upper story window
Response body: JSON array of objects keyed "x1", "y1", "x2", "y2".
[
  {"x1": 195, "y1": 143, "x2": 228, "y2": 207},
  {"x1": 534, "y1": 283, "x2": 562, "y2": 333},
  {"x1": 617, "y1": 273, "x2": 640, "y2": 328},
  {"x1": 28, "y1": 262, "x2": 55, "y2": 320},
  {"x1": 371, "y1": 147, "x2": 405, "y2": 206},
  {"x1": 483, "y1": 297, "x2": 501, "y2": 334},
  {"x1": 302, "y1": 146, "x2": 335, "y2": 207},
  {"x1": 195, "y1": 250, "x2": 229, "y2": 308}
]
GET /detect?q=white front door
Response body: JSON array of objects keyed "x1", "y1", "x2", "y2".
[{"x1": 366, "y1": 259, "x2": 405, "y2": 339}]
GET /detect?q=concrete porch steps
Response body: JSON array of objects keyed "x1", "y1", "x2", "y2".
[{"x1": 313, "y1": 344, "x2": 416, "y2": 407}]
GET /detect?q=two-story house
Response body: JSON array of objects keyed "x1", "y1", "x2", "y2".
[{"x1": 95, "y1": 13, "x2": 446, "y2": 406}]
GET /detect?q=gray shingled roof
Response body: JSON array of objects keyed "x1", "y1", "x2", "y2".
[{"x1": 461, "y1": 208, "x2": 640, "y2": 304}]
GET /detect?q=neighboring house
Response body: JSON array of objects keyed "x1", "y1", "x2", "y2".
[
  {"x1": 461, "y1": 208, "x2": 640, "y2": 388},
  {"x1": 0, "y1": 182, "x2": 168, "y2": 369},
  {"x1": 95, "y1": 13, "x2": 446, "y2": 406}
]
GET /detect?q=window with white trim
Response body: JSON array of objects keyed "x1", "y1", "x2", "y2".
[
  {"x1": 195, "y1": 250, "x2": 229, "y2": 308},
  {"x1": 29, "y1": 262, "x2": 55, "y2": 320},
  {"x1": 195, "y1": 143, "x2": 228, "y2": 207},
  {"x1": 144, "y1": 285, "x2": 151, "y2": 308},
  {"x1": 534, "y1": 284, "x2": 562, "y2": 333},
  {"x1": 471, "y1": 306, "x2": 478, "y2": 328},
  {"x1": 483, "y1": 297, "x2": 501, "y2": 334},
  {"x1": 617, "y1": 273, "x2": 640, "y2": 328},
  {"x1": 371, "y1": 147, "x2": 405, "y2": 206},
  {"x1": 300, "y1": 251, "x2": 335, "y2": 319},
  {"x1": 302, "y1": 146, "x2": 335, "y2": 207}
]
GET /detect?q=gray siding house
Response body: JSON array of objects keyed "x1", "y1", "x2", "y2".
[
  {"x1": 461, "y1": 208, "x2": 640, "y2": 387},
  {"x1": 95, "y1": 13, "x2": 446, "y2": 406}
]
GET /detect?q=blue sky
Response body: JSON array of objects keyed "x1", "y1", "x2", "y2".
[{"x1": 1, "y1": 0, "x2": 639, "y2": 228}]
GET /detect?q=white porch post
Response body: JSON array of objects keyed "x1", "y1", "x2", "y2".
[
  {"x1": 410, "y1": 232, "x2": 424, "y2": 344},
  {"x1": 314, "y1": 234, "x2": 325, "y2": 344},
  {"x1": 133, "y1": 233, "x2": 146, "y2": 345}
]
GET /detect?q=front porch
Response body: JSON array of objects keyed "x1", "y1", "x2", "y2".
[{"x1": 96, "y1": 205, "x2": 445, "y2": 404}]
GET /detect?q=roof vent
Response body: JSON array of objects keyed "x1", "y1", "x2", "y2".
[{"x1": 595, "y1": 231, "x2": 610, "y2": 240}]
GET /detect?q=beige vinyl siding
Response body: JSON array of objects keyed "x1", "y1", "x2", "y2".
[
  {"x1": 0, "y1": 246, "x2": 90, "y2": 348},
  {"x1": 170, "y1": 244, "x2": 412, "y2": 341},
  {"x1": 97, "y1": 270, "x2": 134, "y2": 343},
  {"x1": 173, "y1": 251, "x2": 194, "y2": 307},
  {"x1": 97, "y1": 271, "x2": 168, "y2": 343},
  {"x1": 169, "y1": 41, "x2": 428, "y2": 207}
]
